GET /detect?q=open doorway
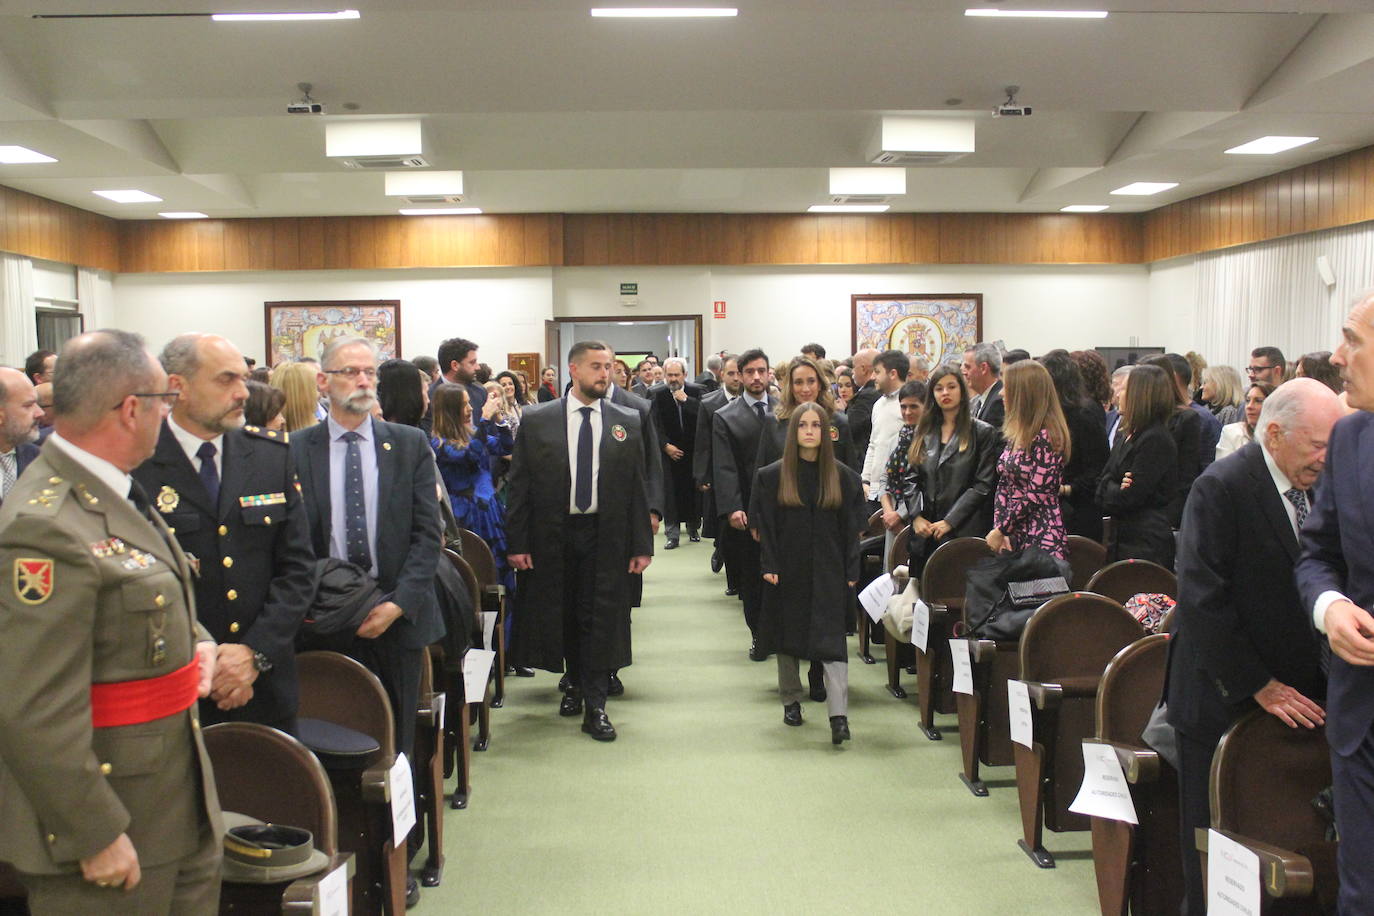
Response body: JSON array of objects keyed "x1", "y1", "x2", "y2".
[{"x1": 544, "y1": 315, "x2": 703, "y2": 392}]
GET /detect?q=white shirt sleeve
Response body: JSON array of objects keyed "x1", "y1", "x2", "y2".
[{"x1": 1314, "y1": 590, "x2": 1351, "y2": 634}]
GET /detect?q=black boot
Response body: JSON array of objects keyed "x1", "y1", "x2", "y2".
[
  {"x1": 830, "y1": 715, "x2": 851, "y2": 745},
  {"x1": 783, "y1": 702, "x2": 803, "y2": 726}
]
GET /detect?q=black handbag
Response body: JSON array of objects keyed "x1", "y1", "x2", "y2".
[
  {"x1": 1007, "y1": 576, "x2": 1070, "y2": 610},
  {"x1": 965, "y1": 548, "x2": 1073, "y2": 641}
]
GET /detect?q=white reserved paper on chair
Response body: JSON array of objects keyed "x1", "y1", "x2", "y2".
[
  {"x1": 388, "y1": 753, "x2": 417, "y2": 848},
  {"x1": 859, "y1": 575, "x2": 894, "y2": 623},
  {"x1": 1068, "y1": 742, "x2": 1138, "y2": 825},
  {"x1": 1008, "y1": 679, "x2": 1033, "y2": 749},
  {"x1": 1206, "y1": 829, "x2": 1262, "y2": 916},
  {"x1": 950, "y1": 639, "x2": 973, "y2": 695},
  {"x1": 462, "y1": 648, "x2": 496, "y2": 701},
  {"x1": 912, "y1": 599, "x2": 930, "y2": 653},
  {"x1": 481, "y1": 610, "x2": 498, "y2": 651},
  {"x1": 317, "y1": 860, "x2": 349, "y2": 916}
]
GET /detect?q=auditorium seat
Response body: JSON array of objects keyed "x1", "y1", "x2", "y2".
[
  {"x1": 1085, "y1": 559, "x2": 1178, "y2": 605},
  {"x1": 956, "y1": 632, "x2": 1021, "y2": 797},
  {"x1": 1086, "y1": 634, "x2": 1183, "y2": 915},
  {"x1": 881, "y1": 526, "x2": 917, "y2": 698},
  {"x1": 918, "y1": 536, "x2": 994, "y2": 743},
  {"x1": 856, "y1": 511, "x2": 888, "y2": 636},
  {"x1": 296, "y1": 650, "x2": 407, "y2": 915},
  {"x1": 457, "y1": 528, "x2": 508, "y2": 708},
  {"x1": 1200, "y1": 709, "x2": 1338, "y2": 913},
  {"x1": 1065, "y1": 535, "x2": 1108, "y2": 591},
  {"x1": 203, "y1": 721, "x2": 355, "y2": 913},
  {"x1": 413, "y1": 654, "x2": 445, "y2": 887},
  {"x1": 1013, "y1": 594, "x2": 1146, "y2": 868},
  {"x1": 446, "y1": 550, "x2": 496, "y2": 754}
]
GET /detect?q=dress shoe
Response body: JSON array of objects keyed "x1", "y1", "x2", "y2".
[
  {"x1": 689, "y1": 530, "x2": 701, "y2": 542},
  {"x1": 710, "y1": 550, "x2": 724, "y2": 573},
  {"x1": 725, "y1": 586, "x2": 739, "y2": 596},
  {"x1": 582, "y1": 708, "x2": 617, "y2": 741},
  {"x1": 607, "y1": 673, "x2": 625, "y2": 696},
  {"x1": 513, "y1": 666, "x2": 536, "y2": 677},
  {"x1": 664, "y1": 538, "x2": 680, "y2": 550},
  {"x1": 749, "y1": 640, "x2": 768, "y2": 662},
  {"x1": 406, "y1": 876, "x2": 421, "y2": 909},
  {"x1": 558, "y1": 674, "x2": 571, "y2": 693},
  {"x1": 783, "y1": 702, "x2": 803, "y2": 726},
  {"x1": 830, "y1": 715, "x2": 851, "y2": 745},
  {"x1": 559, "y1": 690, "x2": 583, "y2": 717}
]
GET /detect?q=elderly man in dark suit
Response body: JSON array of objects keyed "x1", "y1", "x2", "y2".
[
  {"x1": 712, "y1": 348, "x2": 777, "y2": 660},
  {"x1": 962, "y1": 343, "x2": 1005, "y2": 427},
  {"x1": 1297, "y1": 293, "x2": 1374, "y2": 914},
  {"x1": 506, "y1": 340, "x2": 653, "y2": 742},
  {"x1": 694, "y1": 354, "x2": 722, "y2": 393},
  {"x1": 652, "y1": 357, "x2": 702, "y2": 549},
  {"x1": 134, "y1": 333, "x2": 315, "y2": 735},
  {"x1": 0, "y1": 366, "x2": 44, "y2": 501},
  {"x1": 1167, "y1": 377, "x2": 1343, "y2": 914},
  {"x1": 694, "y1": 355, "x2": 741, "y2": 593},
  {"x1": 290, "y1": 337, "x2": 443, "y2": 763}
]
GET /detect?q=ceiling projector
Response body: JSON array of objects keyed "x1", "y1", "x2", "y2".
[
  {"x1": 287, "y1": 82, "x2": 324, "y2": 115},
  {"x1": 992, "y1": 85, "x2": 1031, "y2": 118}
]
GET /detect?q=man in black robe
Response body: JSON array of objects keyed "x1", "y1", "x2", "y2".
[
  {"x1": 652, "y1": 357, "x2": 701, "y2": 549},
  {"x1": 694, "y1": 355, "x2": 741, "y2": 594},
  {"x1": 507, "y1": 340, "x2": 653, "y2": 742}
]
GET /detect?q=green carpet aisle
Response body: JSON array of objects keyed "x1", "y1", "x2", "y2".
[{"x1": 418, "y1": 536, "x2": 1100, "y2": 914}]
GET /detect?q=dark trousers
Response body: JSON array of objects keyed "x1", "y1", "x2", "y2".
[
  {"x1": 1177, "y1": 729, "x2": 1216, "y2": 915},
  {"x1": 724, "y1": 525, "x2": 762, "y2": 635},
  {"x1": 563, "y1": 514, "x2": 609, "y2": 712},
  {"x1": 1332, "y1": 726, "x2": 1374, "y2": 914},
  {"x1": 348, "y1": 630, "x2": 423, "y2": 762}
]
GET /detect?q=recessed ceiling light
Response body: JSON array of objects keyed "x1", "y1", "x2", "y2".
[
  {"x1": 0, "y1": 145, "x2": 57, "y2": 164},
  {"x1": 158, "y1": 211, "x2": 209, "y2": 219},
  {"x1": 1060, "y1": 204, "x2": 1109, "y2": 212},
  {"x1": 591, "y1": 7, "x2": 738, "y2": 17},
  {"x1": 93, "y1": 189, "x2": 163, "y2": 203},
  {"x1": 211, "y1": 9, "x2": 360, "y2": 21},
  {"x1": 829, "y1": 168, "x2": 906, "y2": 196},
  {"x1": 384, "y1": 171, "x2": 464, "y2": 197},
  {"x1": 965, "y1": 8, "x2": 1108, "y2": 17},
  {"x1": 1224, "y1": 136, "x2": 1319, "y2": 156},
  {"x1": 398, "y1": 207, "x2": 482, "y2": 216},
  {"x1": 808, "y1": 204, "x2": 890, "y2": 214},
  {"x1": 1110, "y1": 182, "x2": 1178, "y2": 196}
]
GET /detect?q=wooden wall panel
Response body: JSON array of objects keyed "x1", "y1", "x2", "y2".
[
  {"x1": 1144, "y1": 144, "x2": 1374, "y2": 261},
  {"x1": 0, "y1": 185, "x2": 119, "y2": 271}
]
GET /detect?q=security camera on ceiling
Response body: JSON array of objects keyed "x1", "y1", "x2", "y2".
[
  {"x1": 288, "y1": 82, "x2": 324, "y2": 115},
  {"x1": 992, "y1": 85, "x2": 1032, "y2": 118}
]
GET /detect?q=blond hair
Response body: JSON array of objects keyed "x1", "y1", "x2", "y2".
[
  {"x1": 1002, "y1": 360, "x2": 1070, "y2": 460},
  {"x1": 270, "y1": 361, "x2": 320, "y2": 432}
]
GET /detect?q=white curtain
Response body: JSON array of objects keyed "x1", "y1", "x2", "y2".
[
  {"x1": 77, "y1": 266, "x2": 115, "y2": 333},
  {"x1": 0, "y1": 254, "x2": 37, "y2": 369},
  {"x1": 1193, "y1": 222, "x2": 1374, "y2": 368}
]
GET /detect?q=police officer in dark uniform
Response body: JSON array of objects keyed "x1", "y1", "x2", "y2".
[{"x1": 133, "y1": 333, "x2": 314, "y2": 734}]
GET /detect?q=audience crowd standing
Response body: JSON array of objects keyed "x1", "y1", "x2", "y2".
[{"x1": 2, "y1": 306, "x2": 1373, "y2": 913}]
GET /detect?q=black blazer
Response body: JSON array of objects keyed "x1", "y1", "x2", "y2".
[
  {"x1": 846, "y1": 381, "x2": 881, "y2": 460},
  {"x1": 1164, "y1": 406, "x2": 1202, "y2": 527},
  {"x1": 1166, "y1": 443, "x2": 1324, "y2": 745},
  {"x1": 975, "y1": 379, "x2": 1005, "y2": 427},
  {"x1": 1096, "y1": 422, "x2": 1178, "y2": 567},
  {"x1": 609, "y1": 384, "x2": 664, "y2": 518},
  {"x1": 711, "y1": 394, "x2": 779, "y2": 519},
  {"x1": 651, "y1": 383, "x2": 702, "y2": 453},
  {"x1": 133, "y1": 422, "x2": 316, "y2": 725},
  {"x1": 1061, "y1": 399, "x2": 1109, "y2": 542},
  {"x1": 290, "y1": 418, "x2": 443, "y2": 650},
  {"x1": 1297, "y1": 411, "x2": 1374, "y2": 756},
  {"x1": 694, "y1": 372, "x2": 720, "y2": 393},
  {"x1": 15, "y1": 442, "x2": 38, "y2": 477},
  {"x1": 913, "y1": 418, "x2": 1000, "y2": 538}
]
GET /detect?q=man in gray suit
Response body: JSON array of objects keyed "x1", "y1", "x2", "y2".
[{"x1": 290, "y1": 337, "x2": 443, "y2": 762}]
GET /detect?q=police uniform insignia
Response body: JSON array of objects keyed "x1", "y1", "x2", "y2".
[
  {"x1": 830, "y1": 425, "x2": 840, "y2": 441},
  {"x1": 239, "y1": 493, "x2": 287, "y2": 507},
  {"x1": 156, "y1": 486, "x2": 180, "y2": 514},
  {"x1": 611, "y1": 424, "x2": 627, "y2": 442},
  {"x1": 14, "y1": 558, "x2": 53, "y2": 605}
]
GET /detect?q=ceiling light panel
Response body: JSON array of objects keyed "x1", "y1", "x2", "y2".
[
  {"x1": 159, "y1": 212, "x2": 209, "y2": 219},
  {"x1": 1224, "y1": 136, "x2": 1319, "y2": 155},
  {"x1": 590, "y1": 8, "x2": 738, "y2": 17},
  {"x1": 829, "y1": 168, "x2": 906, "y2": 196},
  {"x1": 398, "y1": 207, "x2": 482, "y2": 216},
  {"x1": 93, "y1": 189, "x2": 162, "y2": 203},
  {"x1": 211, "y1": 9, "x2": 360, "y2": 21},
  {"x1": 965, "y1": 9, "x2": 1108, "y2": 18},
  {"x1": 1060, "y1": 205, "x2": 1108, "y2": 212},
  {"x1": 808, "y1": 204, "x2": 890, "y2": 213},
  {"x1": 0, "y1": 146, "x2": 57, "y2": 164},
  {"x1": 1110, "y1": 182, "x2": 1178, "y2": 196},
  {"x1": 384, "y1": 171, "x2": 464, "y2": 197},
  {"x1": 326, "y1": 120, "x2": 423, "y2": 158}
]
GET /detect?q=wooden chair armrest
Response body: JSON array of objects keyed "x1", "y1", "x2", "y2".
[
  {"x1": 481, "y1": 585, "x2": 505, "y2": 612},
  {"x1": 1023, "y1": 681, "x2": 1064, "y2": 711},
  {"x1": 416, "y1": 689, "x2": 437, "y2": 726},
  {"x1": 1090, "y1": 739, "x2": 1160, "y2": 784},
  {"x1": 361, "y1": 754, "x2": 397, "y2": 804},
  {"x1": 282, "y1": 852, "x2": 355, "y2": 913},
  {"x1": 1198, "y1": 828, "x2": 1315, "y2": 899},
  {"x1": 969, "y1": 638, "x2": 998, "y2": 665}
]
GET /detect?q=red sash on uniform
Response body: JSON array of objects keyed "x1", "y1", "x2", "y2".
[{"x1": 89, "y1": 658, "x2": 200, "y2": 728}]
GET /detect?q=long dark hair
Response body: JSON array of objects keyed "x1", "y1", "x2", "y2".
[
  {"x1": 377, "y1": 358, "x2": 425, "y2": 427},
  {"x1": 1039, "y1": 349, "x2": 1089, "y2": 413},
  {"x1": 1122, "y1": 365, "x2": 1176, "y2": 436},
  {"x1": 494, "y1": 370, "x2": 526, "y2": 405},
  {"x1": 244, "y1": 380, "x2": 286, "y2": 429},
  {"x1": 778, "y1": 402, "x2": 841, "y2": 509},
  {"x1": 912, "y1": 363, "x2": 972, "y2": 464},
  {"x1": 431, "y1": 383, "x2": 472, "y2": 447},
  {"x1": 778, "y1": 355, "x2": 836, "y2": 419}
]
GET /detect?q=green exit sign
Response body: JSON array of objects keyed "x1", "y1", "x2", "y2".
[{"x1": 620, "y1": 282, "x2": 638, "y2": 296}]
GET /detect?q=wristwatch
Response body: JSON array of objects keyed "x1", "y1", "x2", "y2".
[{"x1": 251, "y1": 651, "x2": 274, "y2": 674}]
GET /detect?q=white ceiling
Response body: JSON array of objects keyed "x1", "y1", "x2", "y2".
[{"x1": 1, "y1": 1, "x2": 1373, "y2": 218}]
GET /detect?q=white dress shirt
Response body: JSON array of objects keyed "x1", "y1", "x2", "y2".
[
  {"x1": 1259, "y1": 441, "x2": 1301, "y2": 538},
  {"x1": 862, "y1": 389, "x2": 903, "y2": 492},
  {"x1": 1214, "y1": 422, "x2": 1249, "y2": 462},
  {"x1": 567, "y1": 396, "x2": 603, "y2": 514},
  {"x1": 326, "y1": 415, "x2": 379, "y2": 576},
  {"x1": 168, "y1": 415, "x2": 224, "y2": 480}
]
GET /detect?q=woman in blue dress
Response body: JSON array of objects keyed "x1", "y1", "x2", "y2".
[{"x1": 430, "y1": 383, "x2": 516, "y2": 593}]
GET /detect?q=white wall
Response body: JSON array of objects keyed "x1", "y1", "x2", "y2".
[
  {"x1": 112, "y1": 267, "x2": 552, "y2": 363},
  {"x1": 1145, "y1": 256, "x2": 1198, "y2": 354}
]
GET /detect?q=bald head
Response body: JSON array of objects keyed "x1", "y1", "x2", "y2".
[
  {"x1": 852, "y1": 348, "x2": 880, "y2": 386},
  {"x1": 0, "y1": 367, "x2": 40, "y2": 451},
  {"x1": 1333, "y1": 292, "x2": 1374, "y2": 411},
  {"x1": 162, "y1": 333, "x2": 250, "y2": 438},
  {"x1": 1257, "y1": 377, "x2": 1344, "y2": 490}
]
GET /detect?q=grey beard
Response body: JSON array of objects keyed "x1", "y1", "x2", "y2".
[{"x1": 338, "y1": 391, "x2": 377, "y2": 415}]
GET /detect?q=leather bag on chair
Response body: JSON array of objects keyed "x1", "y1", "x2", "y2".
[{"x1": 964, "y1": 547, "x2": 1072, "y2": 641}]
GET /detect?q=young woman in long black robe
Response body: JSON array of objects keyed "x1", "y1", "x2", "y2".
[{"x1": 749, "y1": 402, "x2": 867, "y2": 745}]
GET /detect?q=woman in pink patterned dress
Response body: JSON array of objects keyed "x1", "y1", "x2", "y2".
[{"x1": 987, "y1": 360, "x2": 1071, "y2": 560}]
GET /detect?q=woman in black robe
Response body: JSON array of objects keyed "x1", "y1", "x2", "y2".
[
  {"x1": 1096, "y1": 364, "x2": 1179, "y2": 568},
  {"x1": 1039, "y1": 350, "x2": 1109, "y2": 542},
  {"x1": 750, "y1": 402, "x2": 867, "y2": 745},
  {"x1": 755, "y1": 355, "x2": 857, "y2": 470}
]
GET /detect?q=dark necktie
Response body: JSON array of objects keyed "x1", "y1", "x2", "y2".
[
  {"x1": 342, "y1": 431, "x2": 372, "y2": 570},
  {"x1": 1284, "y1": 487, "x2": 1309, "y2": 531},
  {"x1": 754, "y1": 401, "x2": 766, "y2": 422},
  {"x1": 575, "y1": 407, "x2": 593, "y2": 512},
  {"x1": 196, "y1": 441, "x2": 220, "y2": 507}
]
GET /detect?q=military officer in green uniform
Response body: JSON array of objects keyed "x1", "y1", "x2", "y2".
[{"x1": 0, "y1": 329, "x2": 224, "y2": 914}]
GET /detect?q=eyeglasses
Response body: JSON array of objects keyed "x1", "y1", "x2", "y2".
[
  {"x1": 1245, "y1": 365, "x2": 1276, "y2": 376},
  {"x1": 112, "y1": 391, "x2": 180, "y2": 410},
  {"x1": 323, "y1": 367, "x2": 378, "y2": 380}
]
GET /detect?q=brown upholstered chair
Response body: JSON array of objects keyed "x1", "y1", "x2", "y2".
[
  {"x1": 446, "y1": 550, "x2": 495, "y2": 754},
  {"x1": 1086, "y1": 559, "x2": 1178, "y2": 605},
  {"x1": 1198, "y1": 710, "x2": 1338, "y2": 912},
  {"x1": 1065, "y1": 534, "x2": 1108, "y2": 591},
  {"x1": 919, "y1": 537, "x2": 994, "y2": 744},
  {"x1": 880, "y1": 526, "x2": 917, "y2": 698},
  {"x1": 1087, "y1": 634, "x2": 1183, "y2": 915},
  {"x1": 296, "y1": 650, "x2": 406, "y2": 915},
  {"x1": 457, "y1": 528, "x2": 508, "y2": 707},
  {"x1": 413, "y1": 653, "x2": 445, "y2": 887},
  {"x1": 203, "y1": 721, "x2": 355, "y2": 914},
  {"x1": 1014, "y1": 593, "x2": 1146, "y2": 867},
  {"x1": 433, "y1": 549, "x2": 479, "y2": 809},
  {"x1": 854, "y1": 511, "x2": 887, "y2": 636}
]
